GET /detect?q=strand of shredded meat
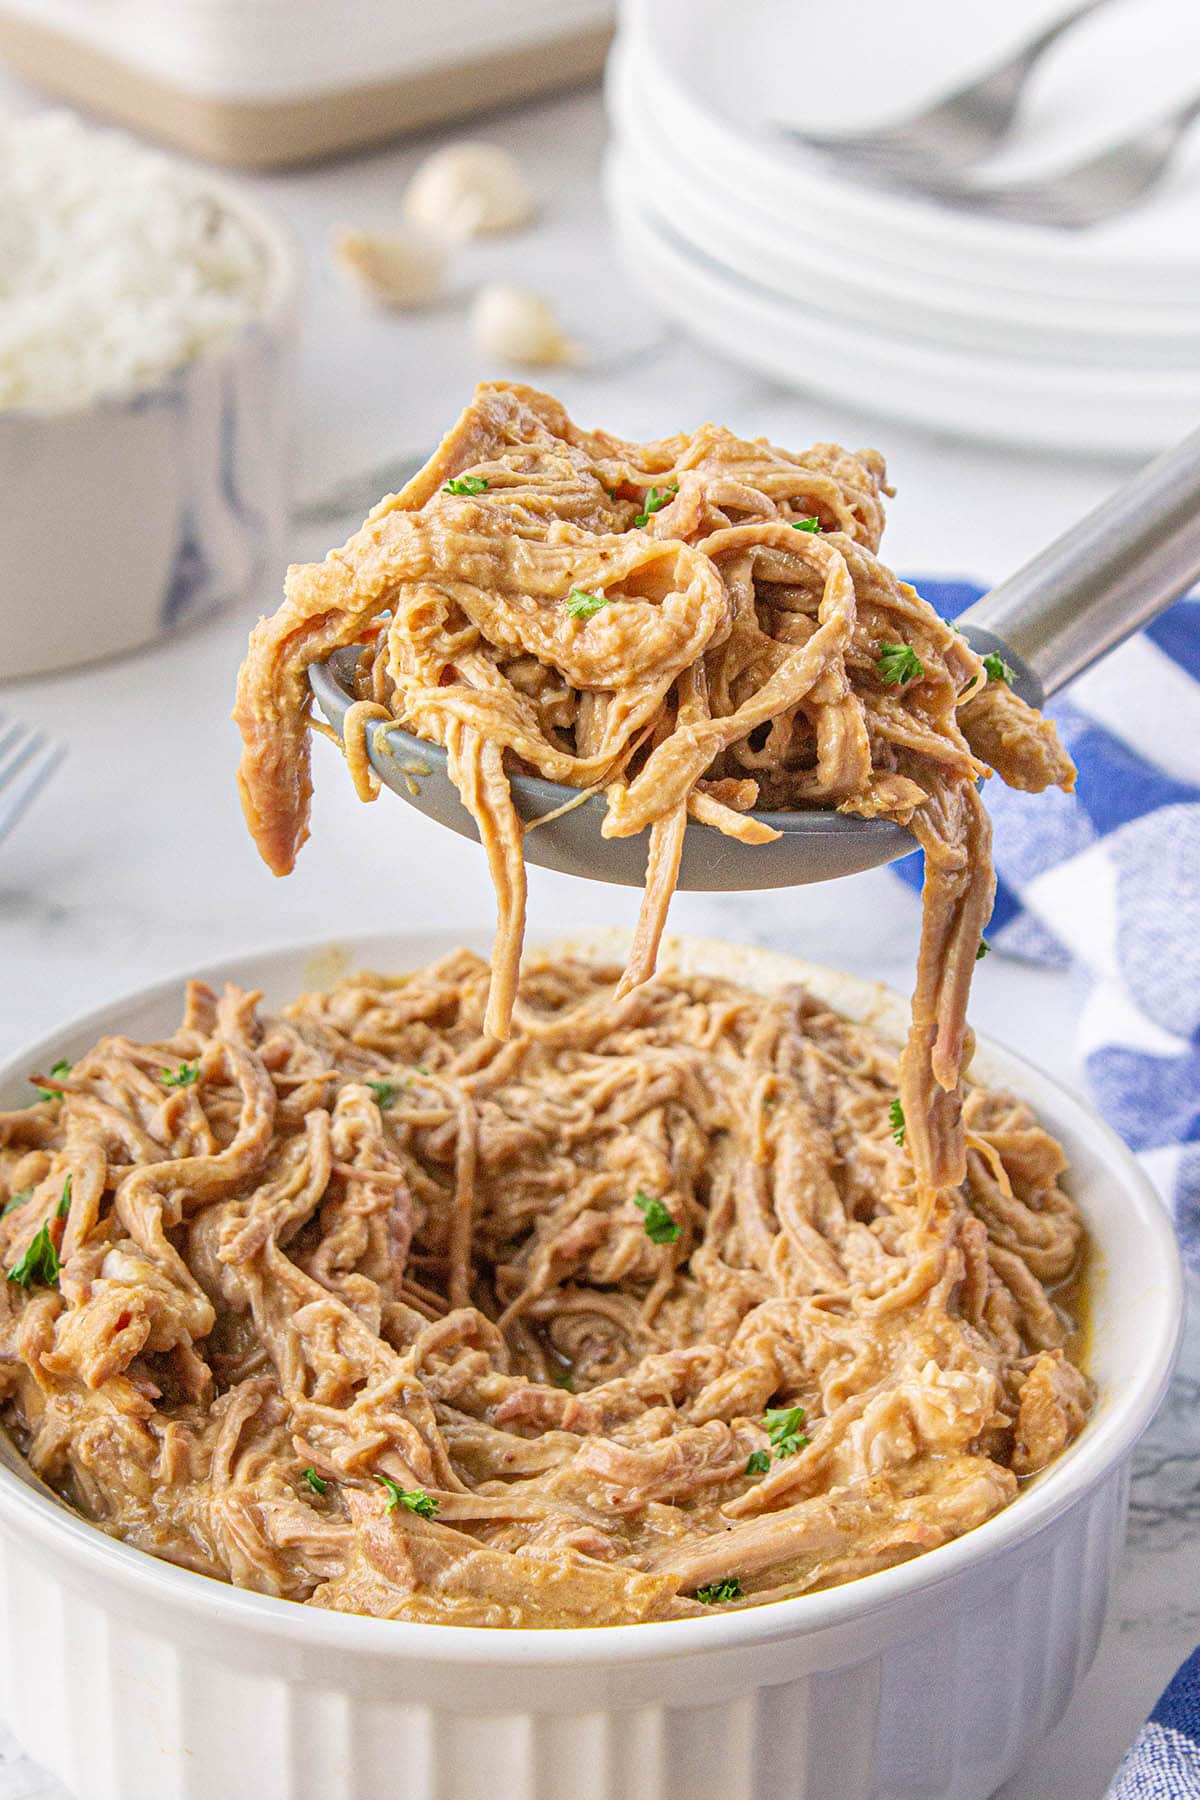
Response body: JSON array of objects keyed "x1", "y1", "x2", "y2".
[
  {"x1": 0, "y1": 953, "x2": 1090, "y2": 1628},
  {"x1": 234, "y1": 383, "x2": 1075, "y2": 1191}
]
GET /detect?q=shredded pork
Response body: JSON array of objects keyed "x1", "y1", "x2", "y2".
[
  {"x1": 234, "y1": 383, "x2": 1075, "y2": 1191},
  {"x1": 0, "y1": 954, "x2": 1090, "y2": 1627}
]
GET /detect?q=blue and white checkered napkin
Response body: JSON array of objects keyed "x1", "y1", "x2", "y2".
[
  {"x1": 903, "y1": 580, "x2": 1200, "y2": 1798},
  {"x1": 901, "y1": 578, "x2": 1200, "y2": 1268},
  {"x1": 1109, "y1": 1649, "x2": 1200, "y2": 1799}
]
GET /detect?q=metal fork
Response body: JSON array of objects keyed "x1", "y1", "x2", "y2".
[
  {"x1": 0, "y1": 715, "x2": 65, "y2": 847},
  {"x1": 785, "y1": 0, "x2": 1113, "y2": 172},
  {"x1": 857, "y1": 90, "x2": 1200, "y2": 228}
]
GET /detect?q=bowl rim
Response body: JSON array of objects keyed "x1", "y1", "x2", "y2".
[
  {"x1": 0, "y1": 164, "x2": 300, "y2": 425},
  {"x1": 0, "y1": 927, "x2": 1183, "y2": 1667}
]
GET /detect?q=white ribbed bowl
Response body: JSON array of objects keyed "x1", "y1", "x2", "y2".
[{"x1": 0, "y1": 929, "x2": 1182, "y2": 1800}]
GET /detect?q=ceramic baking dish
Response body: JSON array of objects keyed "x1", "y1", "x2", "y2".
[
  {"x1": 0, "y1": 929, "x2": 1182, "y2": 1800},
  {"x1": 0, "y1": 0, "x2": 613, "y2": 166}
]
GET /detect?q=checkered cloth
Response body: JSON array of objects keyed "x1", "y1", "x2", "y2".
[
  {"x1": 900, "y1": 579, "x2": 1200, "y2": 1267},
  {"x1": 1109, "y1": 1650, "x2": 1200, "y2": 1798},
  {"x1": 901, "y1": 580, "x2": 1200, "y2": 1798}
]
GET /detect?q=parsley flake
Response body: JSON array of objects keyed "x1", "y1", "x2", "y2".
[
  {"x1": 976, "y1": 938, "x2": 991, "y2": 961},
  {"x1": 6, "y1": 1178, "x2": 70, "y2": 1289},
  {"x1": 696, "y1": 1577, "x2": 743, "y2": 1604},
  {"x1": 160, "y1": 1062, "x2": 198, "y2": 1088},
  {"x1": 634, "y1": 1188, "x2": 681, "y2": 1246},
  {"x1": 32, "y1": 1059, "x2": 71, "y2": 1102},
  {"x1": 762, "y1": 1404, "x2": 809, "y2": 1458},
  {"x1": 889, "y1": 1098, "x2": 906, "y2": 1146},
  {"x1": 303, "y1": 1466, "x2": 328, "y2": 1497},
  {"x1": 745, "y1": 1449, "x2": 770, "y2": 1476},
  {"x1": 443, "y1": 475, "x2": 489, "y2": 497},
  {"x1": 876, "y1": 642, "x2": 925, "y2": 685},
  {"x1": 941, "y1": 617, "x2": 967, "y2": 636},
  {"x1": 377, "y1": 1474, "x2": 438, "y2": 1518},
  {"x1": 791, "y1": 516, "x2": 820, "y2": 533},
  {"x1": 2, "y1": 1189, "x2": 32, "y2": 1218},
  {"x1": 368, "y1": 1079, "x2": 398, "y2": 1109},
  {"x1": 7, "y1": 1223, "x2": 59, "y2": 1289},
  {"x1": 982, "y1": 652, "x2": 1015, "y2": 685},
  {"x1": 550, "y1": 1365, "x2": 577, "y2": 1393},
  {"x1": 564, "y1": 588, "x2": 610, "y2": 621},
  {"x1": 633, "y1": 482, "x2": 678, "y2": 528}
]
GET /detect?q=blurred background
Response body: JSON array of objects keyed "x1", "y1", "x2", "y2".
[{"x1": 1, "y1": 2, "x2": 1198, "y2": 1794}]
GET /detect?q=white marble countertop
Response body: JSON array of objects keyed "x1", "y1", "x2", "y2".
[{"x1": 0, "y1": 69, "x2": 1196, "y2": 1800}]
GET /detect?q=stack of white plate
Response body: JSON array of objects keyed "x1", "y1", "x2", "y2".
[{"x1": 604, "y1": 0, "x2": 1200, "y2": 456}]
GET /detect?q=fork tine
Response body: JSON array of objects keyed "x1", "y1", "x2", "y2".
[
  {"x1": 849, "y1": 89, "x2": 1200, "y2": 230},
  {"x1": 0, "y1": 735, "x2": 65, "y2": 845},
  {"x1": 782, "y1": 0, "x2": 1113, "y2": 171},
  {"x1": 0, "y1": 716, "x2": 28, "y2": 767},
  {"x1": 0, "y1": 722, "x2": 48, "y2": 791}
]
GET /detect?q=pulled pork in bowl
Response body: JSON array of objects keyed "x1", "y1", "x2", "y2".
[
  {"x1": 0, "y1": 932, "x2": 1181, "y2": 1800},
  {"x1": 1, "y1": 937, "x2": 1091, "y2": 1624}
]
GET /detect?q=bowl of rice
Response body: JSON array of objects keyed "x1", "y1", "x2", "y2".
[{"x1": 0, "y1": 111, "x2": 299, "y2": 680}]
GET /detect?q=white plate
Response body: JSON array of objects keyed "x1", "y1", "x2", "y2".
[
  {"x1": 622, "y1": 0, "x2": 1200, "y2": 306},
  {"x1": 607, "y1": 48, "x2": 1200, "y2": 368},
  {"x1": 606, "y1": 150, "x2": 1200, "y2": 456}
]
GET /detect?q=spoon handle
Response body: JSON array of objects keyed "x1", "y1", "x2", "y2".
[{"x1": 958, "y1": 422, "x2": 1200, "y2": 699}]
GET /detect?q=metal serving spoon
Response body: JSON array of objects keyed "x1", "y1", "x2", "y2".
[{"x1": 310, "y1": 423, "x2": 1200, "y2": 892}]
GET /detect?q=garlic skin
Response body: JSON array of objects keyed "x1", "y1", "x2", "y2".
[
  {"x1": 469, "y1": 284, "x2": 580, "y2": 368},
  {"x1": 403, "y1": 143, "x2": 536, "y2": 241},
  {"x1": 332, "y1": 226, "x2": 446, "y2": 310}
]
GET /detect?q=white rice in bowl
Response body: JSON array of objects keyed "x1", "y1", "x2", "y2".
[{"x1": 0, "y1": 112, "x2": 271, "y2": 414}]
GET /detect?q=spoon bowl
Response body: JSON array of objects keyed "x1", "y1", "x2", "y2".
[
  {"x1": 309, "y1": 413, "x2": 1200, "y2": 891},
  {"x1": 308, "y1": 625, "x2": 1036, "y2": 892}
]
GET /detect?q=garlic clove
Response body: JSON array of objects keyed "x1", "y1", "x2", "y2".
[
  {"x1": 402, "y1": 142, "x2": 536, "y2": 241},
  {"x1": 332, "y1": 225, "x2": 446, "y2": 310},
  {"x1": 469, "y1": 284, "x2": 581, "y2": 368}
]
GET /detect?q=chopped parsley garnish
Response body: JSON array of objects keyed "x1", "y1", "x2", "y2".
[
  {"x1": 377, "y1": 1474, "x2": 438, "y2": 1518},
  {"x1": 303, "y1": 1466, "x2": 328, "y2": 1497},
  {"x1": 982, "y1": 651, "x2": 1015, "y2": 685},
  {"x1": 2, "y1": 1189, "x2": 32, "y2": 1217},
  {"x1": 762, "y1": 1404, "x2": 809, "y2": 1458},
  {"x1": 888, "y1": 1097, "x2": 906, "y2": 1146},
  {"x1": 550, "y1": 1365, "x2": 577, "y2": 1393},
  {"x1": 6, "y1": 1178, "x2": 70, "y2": 1289},
  {"x1": 443, "y1": 475, "x2": 489, "y2": 497},
  {"x1": 696, "y1": 1577, "x2": 743, "y2": 1604},
  {"x1": 368, "y1": 1079, "x2": 398, "y2": 1109},
  {"x1": 564, "y1": 588, "x2": 610, "y2": 620},
  {"x1": 745, "y1": 1449, "x2": 771, "y2": 1476},
  {"x1": 976, "y1": 938, "x2": 991, "y2": 961},
  {"x1": 160, "y1": 1062, "x2": 198, "y2": 1088},
  {"x1": 791, "y1": 516, "x2": 820, "y2": 533},
  {"x1": 32, "y1": 1059, "x2": 71, "y2": 1102},
  {"x1": 876, "y1": 642, "x2": 925, "y2": 686},
  {"x1": 7, "y1": 1222, "x2": 59, "y2": 1289},
  {"x1": 633, "y1": 1187, "x2": 681, "y2": 1246},
  {"x1": 633, "y1": 481, "x2": 678, "y2": 528},
  {"x1": 941, "y1": 617, "x2": 966, "y2": 635}
]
